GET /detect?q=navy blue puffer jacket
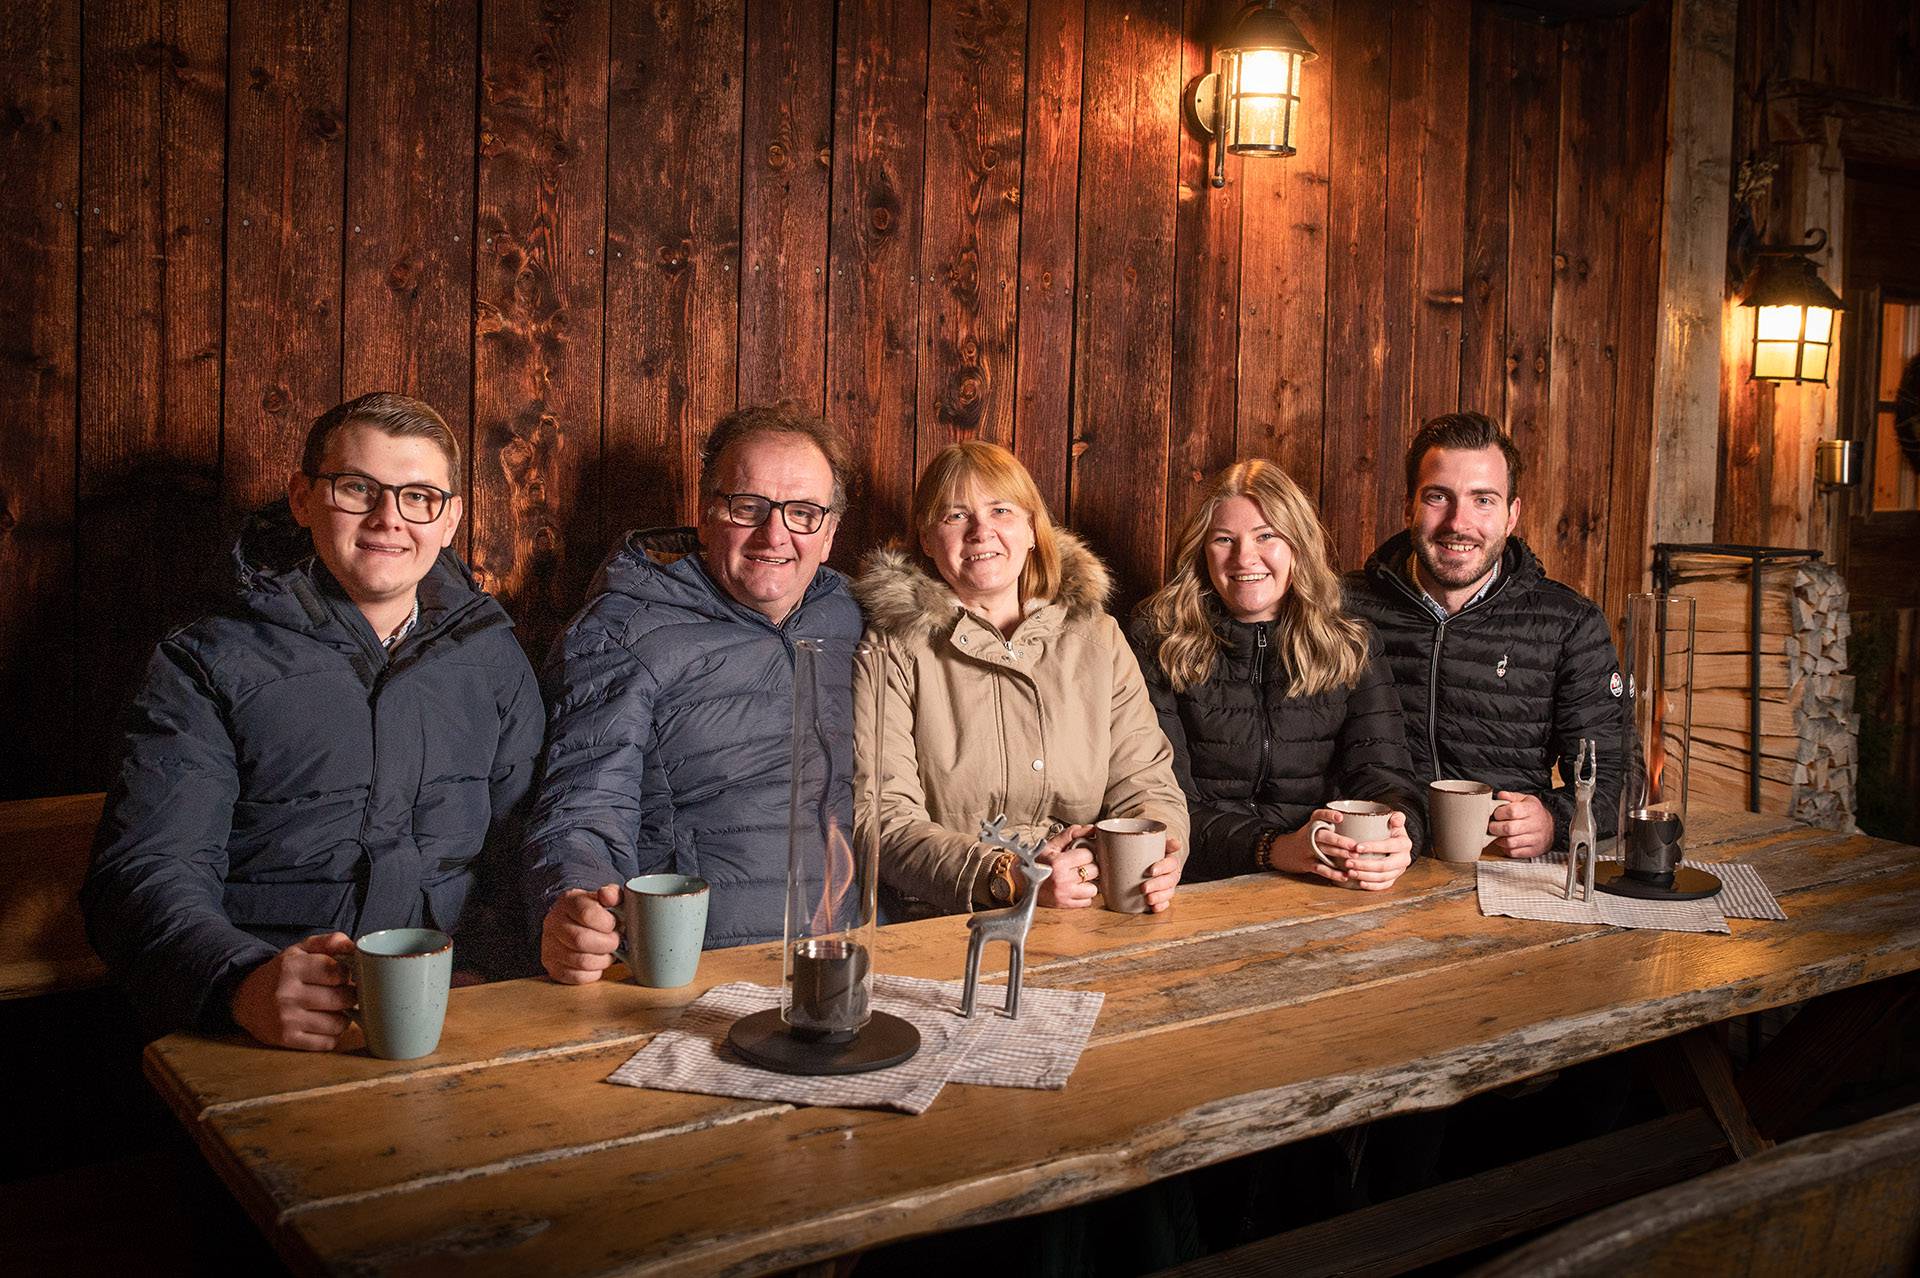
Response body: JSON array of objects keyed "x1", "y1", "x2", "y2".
[
  {"x1": 82, "y1": 501, "x2": 546, "y2": 1035},
  {"x1": 522, "y1": 528, "x2": 863, "y2": 948}
]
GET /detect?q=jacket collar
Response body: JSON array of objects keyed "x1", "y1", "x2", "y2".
[
  {"x1": 599, "y1": 524, "x2": 853, "y2": 631},
  {"x1": 230, "y1": 499, "x2": 499, "y2": 656},
  {"x1": 854, "y1": 529, "x2": 1112, "y2": 642},
  {"x1": 1361, "y1": 529, "x2": 1544, "y2": 615}
]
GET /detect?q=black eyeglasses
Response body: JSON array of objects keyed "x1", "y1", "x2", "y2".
[
  {"x1": 714, "y1": 491, "x2": 834, "y2": 535},
  {"x1": 307, "y1": 471, "x2": 454, "y2": 524}
]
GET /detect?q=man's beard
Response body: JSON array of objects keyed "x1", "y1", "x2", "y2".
[{"x1": 1412, "y1": 530, "x2": 1504, "y2": 590}]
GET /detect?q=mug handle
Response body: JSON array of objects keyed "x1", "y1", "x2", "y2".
[{"x1": 1306, "y1": 819, "x2": 1342, "y2": 869}]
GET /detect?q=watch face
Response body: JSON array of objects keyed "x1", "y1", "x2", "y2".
[{"x1": 992, "y1": 856, "x2": 1016, "y2": 903}]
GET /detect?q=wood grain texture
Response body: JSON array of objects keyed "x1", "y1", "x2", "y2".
[
  {"x1": 1650, "y1": 0, "x2": 1735, "y2": 548},
  {"x1": 738, "y1": 0, "x2": 834, "y2": 413},
  {"x1": 1235, "y1": 0, "x2": 1329, "y2": 511},
  {"x1": 1009, "y1": 0, "x2": 1082, "y2": 517},
  {"x1": 341, "y1": 0, "x2": 477, "y2": 529},
  {"x1": 1459, "y1": 2, "x2": 1512, "y2": 422},
  {"x1": 0, "y1": 793, "x2": 106, "y2": 998},
  {"x1": 471, "y1": 0, "x2": 608, "y2": 663},
  {"x1": 1471, "y1": 1100, "x2": 1920, "y2": 1278},
  {"x1": 1164, "y1": 0, "x2": 1241, "y2": 559},
  {"x1": 1542, "y1": 16, "x2": 1626, "y2": 601},
  {"x1": 0, "y1": 0, "x2": 79, "y2": 800},
  {"x1": 917, "y1": 0, "x2": 1026, "y2": 454},
  {"x1": 1601, "y1": 0, "x2": 1674, "y2": 627},
  {"x1": 603, "y1": 0, "x2": 742, "y2": 537},
  {"x1": 138, "y1": 815, "x2": 1920, "y2": 1278},
  {"x1": 220, "y1": 0, "x2": 346, "y2": 513},
  {"x1": 825, "y1": 0, "x2": 926, "y2": 562},
  {"x1": 76, "y1": 0, "x2": 228, "y2": 786},
  {"x1": 1317, "y1": 0, "x2": 1391, "y2": 570},
  {"x1": 1502, "y1": 20, "x2": 1558, "y2": 552},
  {"x1": 1069, "y1": 0, "x2": 1182, "y2": 605},
  {"x1": 1381, "y1": 0, "x2": 1469, "y2": 508}
]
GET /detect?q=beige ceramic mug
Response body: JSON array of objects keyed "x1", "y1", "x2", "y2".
[
  {"x1": 1091, "y1": 817, "x2": 1167, "y2": 914},
  {"x1": 1428, "y1": 780, "x2": 1501, "y2": 863},
  {"x1": 1307, "y1": 800, "x2": 1395, "y2": 871}
]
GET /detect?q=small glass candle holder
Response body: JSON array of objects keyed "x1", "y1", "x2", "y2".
[{"x1": 1601, "y1": 592, "x2": 1722, "y2": 902}]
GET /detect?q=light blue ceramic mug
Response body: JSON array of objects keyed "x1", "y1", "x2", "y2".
[
  {"x1": 614, "y1": 874, "x2": 710, "y2": 988},
  {"x1": 346, "y1": 928, "x2": 452, "y2": 1060}
]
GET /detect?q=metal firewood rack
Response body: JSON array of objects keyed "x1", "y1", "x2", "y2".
[{"x1": 1652, "y1": 542, "x2": 1822, "y2": 813}]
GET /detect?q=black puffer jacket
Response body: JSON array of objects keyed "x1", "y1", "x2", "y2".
[
  {"x1": 1344, "y1": 532, "x2": 1627, "y2": 846},
  {"x1": 83, "y1": 501, "x2": 545, "y2": 1035},
  {"x1": 1132, "y1": 610, "x2": 1426, "y2": 883}
]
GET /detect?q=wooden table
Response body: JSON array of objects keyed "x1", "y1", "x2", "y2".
[{"x1": 144, "y1": 812, "x2": 1920, "y2": 1277}]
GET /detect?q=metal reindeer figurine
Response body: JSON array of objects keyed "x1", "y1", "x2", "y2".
[
  {"x1": 1564, "y1": 737, "x2": 1599, "y2": 902},
  {"x1": 959, "y1": 816, "x2": 1053, "y2": 1019}
]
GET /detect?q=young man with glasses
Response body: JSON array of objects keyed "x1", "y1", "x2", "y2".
[
  {"x1": 83, "y1": 393, "x2": 545, "y2": 1048},
  {"x1": 526, "y1": 404, "x2": 863, "y2": 979}
]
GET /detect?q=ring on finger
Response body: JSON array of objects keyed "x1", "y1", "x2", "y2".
[{"x1": 1076, "y1": 863, "x2": 1091, "y2": 882}]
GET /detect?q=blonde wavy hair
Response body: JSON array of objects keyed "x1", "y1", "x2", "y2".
[
  {"x1": 1141, "y1": 459, "x2": 1368, "y2": 695},
  {"x1": 912, "y1": 441, "x2": 1063, "y2": 603}
]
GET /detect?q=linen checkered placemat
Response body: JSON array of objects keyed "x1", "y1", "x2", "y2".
[
  {"x1": 605, "y1": 975, "x2": 1104, "y2": 1114},
  {"x1": 1476, "y1": 852, "x2": 1787, "y2": 934}
]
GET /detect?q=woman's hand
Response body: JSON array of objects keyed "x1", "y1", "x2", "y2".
[
  {"x1": 1034, "y1": 824, "x2": 1098, "y2": 908},
  {"x1": 1140, "y1": 837, "x2": 1184, "y2": 913},
  {"x1": 1338, "y1": 811, "x2": 1413, "y2": 891},
  {"x1": 1265, "y1": 810, "x2": 1413, "y2": 891}
]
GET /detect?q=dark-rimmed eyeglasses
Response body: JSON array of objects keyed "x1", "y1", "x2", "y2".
[
  {"x1": 307, "y1": 471, "x2": 454, "y2": 524},
  {"x1": 714, "y1": 491, "x2": 834, "y2": 535}
]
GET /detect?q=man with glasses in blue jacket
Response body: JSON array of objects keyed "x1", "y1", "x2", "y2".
[
  {"x1": 84, "y1": 393, "x2": 545, "y2": 1048},
  {"x1": 527, "y1": 404, "x2": 863, "y2": 983}
]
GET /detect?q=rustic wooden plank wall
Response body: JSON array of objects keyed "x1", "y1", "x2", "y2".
[
  {"x1": 1719, "y1": 0, "x2": 1920, "y2": 843},
  {"x1": 0, "y1": 0, "x2": 1674, "y2": 801}
]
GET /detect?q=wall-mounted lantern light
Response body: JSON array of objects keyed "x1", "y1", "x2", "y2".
[
  {"x1": 1737, "y1": 228, "x2": 1844, "y2": 384},
  {"x1": 1183, "y1": 1, "x2": 1318, "y2": 189}
]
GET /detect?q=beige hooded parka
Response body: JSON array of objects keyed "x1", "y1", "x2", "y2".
[{"x1": 852, "y1": 530, "x2": 1189, "y2": 915}]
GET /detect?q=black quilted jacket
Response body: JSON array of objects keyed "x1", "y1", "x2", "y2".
[
  {"x1": 1132, "y1": 609, "x2": 1427, "y2": 883},
  {"x1": 1344, "y1": 532, "x2": 1629, "y2": 848}
]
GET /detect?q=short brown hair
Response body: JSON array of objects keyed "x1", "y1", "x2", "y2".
[
  {"x1": 1404, "y1": 411, "x2": 1523, "y2": 501},
  {"x1": 699, "y1": 403, "x2": 853, "y2": 511},
  {"x1": 302, "y1": 392, "x2": 463, "y2": 493},
  {"x1": 912, "y1": 441, "x2": 1063, "y2": 604}
]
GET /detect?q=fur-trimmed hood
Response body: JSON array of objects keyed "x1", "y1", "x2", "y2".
[{"x1": 853, "y1": 528, "x2": 1113, "y2": 641}]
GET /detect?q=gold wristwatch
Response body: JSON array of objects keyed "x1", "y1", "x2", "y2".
[{"x1": 980, "y1": 851, "x2": 1021, "y2": 907}]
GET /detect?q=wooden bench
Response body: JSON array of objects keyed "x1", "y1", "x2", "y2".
[
  {"x1": 1469, "y1": 1100, "x2": 1920, "y2": 1276},
  {"x1": 0, "y1": 792, "x2": 108, "y2": 999}
]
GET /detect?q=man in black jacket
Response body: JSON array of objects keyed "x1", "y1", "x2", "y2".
[
  {"x1": 83, "y1": 394, "x2": 545, "y2": 1049},
  {"x1": 1346, "y1": 412, "x2": 1628, "y2": 856}
]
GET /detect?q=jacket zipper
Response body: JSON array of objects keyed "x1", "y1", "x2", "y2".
[
  {"x1": 1252, "y1": 624, "x2": 1273, "y2": 794},
  {"x1": 1378, "y1": 561, "x2": 1510, "y2": 783},
  {"x1": 1425, "y1": 620, "x2": 1445, "y2": 782}
]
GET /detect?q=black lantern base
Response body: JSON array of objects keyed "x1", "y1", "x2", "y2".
[
  {"x1": 726, "y1": 1008, "x2": 921, "y2": 1076},
  {"x1": 1595, "y1": 863, "x2": 1724, "y2": 902}
]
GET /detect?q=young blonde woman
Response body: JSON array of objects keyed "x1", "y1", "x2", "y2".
[
  {"x1": 854, "y1": 441, "x2": 1188, "y2": 916},
  {"x1": 1135, "y1": 459, "x2": 1423, "y2": 887}
]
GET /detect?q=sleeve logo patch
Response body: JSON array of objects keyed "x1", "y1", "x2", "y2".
[{"x1": 1609, "y1": 670, "x2": 1623, "y2": 698}]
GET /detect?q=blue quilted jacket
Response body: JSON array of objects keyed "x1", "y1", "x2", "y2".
[
  {"x1": 522, "y1": 528, "x2": 863, "y2": 948},
  {"x1": 82, "y1": 501, "x2": 545, "y2": 1034}
]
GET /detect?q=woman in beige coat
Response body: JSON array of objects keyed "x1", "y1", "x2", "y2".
[{"x1": 853, "y1": 441, "x2": 1188, "y2": 917}]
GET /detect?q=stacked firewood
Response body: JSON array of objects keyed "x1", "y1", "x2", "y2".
[{"x1": 1668, "y1": 556, "x2": 1857, "y2": 831}]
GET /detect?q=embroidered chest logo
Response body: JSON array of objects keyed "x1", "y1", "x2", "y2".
[{"x1": 1495, "y1": 654, "x2": 1508, "y2": 679}]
